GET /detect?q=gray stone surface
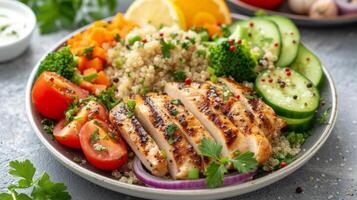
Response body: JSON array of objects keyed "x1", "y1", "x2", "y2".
[{"x1": 0, "y1": 1, "x2": 356, "y2": 200}]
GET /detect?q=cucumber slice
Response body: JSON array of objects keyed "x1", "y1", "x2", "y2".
[
  {"x1": 280, "y1": 114, "x2": 315, "y2": 131},
  {"x1": 265, "y1": 16, "x2": 300, "y2": 67},
  {"x1": 230, "y1": 17, "x2": 281, "y2": 62},
  {"x1": 290, "y1": 43, "x2": 324, "y2": 88},
  {"x1": 255, "y1": 68, "x2": 320, "y2": 118}
]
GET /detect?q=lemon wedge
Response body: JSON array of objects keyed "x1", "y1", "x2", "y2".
[
  {"x1": 125, "y1": 0, "x2": 186, "y2": 29},
  {"x1": 171, "y1": 0, "x2": 232, "y2": 28}
]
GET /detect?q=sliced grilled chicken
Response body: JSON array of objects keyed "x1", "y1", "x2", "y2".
[
  {"x1": 146, "y1": 93, "x2": 214, "y2": 166},
  {"x1": 165, "y1": 82, "x2": 251, "y2": 160},
  {"x1": 109, "y1": 104, "x2": 168, "y2": 177},
  {"x1": 134, "y1": 95, "x2": 202, "y2": 179},
  {"x1": 218, "y1": 77, "x2": 286, "y2": 139}
]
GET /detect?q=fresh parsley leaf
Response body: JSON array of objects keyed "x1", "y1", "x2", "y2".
[
  {"x1": 1, "y1": 160, "x2": 71, "y2": 199},
  {"x1": 286, "y1": 131, "x2": 310, "y2": 146},
  {"x1": 160, "y1": 39, "x2": 175, "y2": 58},
  {"x1": 171, "y1": 99, "x2": 181, "y2": 105},
  {"x1": 172, "y1": 70, "x2": 186, "y2": 82},
  {"x1": 170, "y1": 109, "x2": 178, "y2": 116},
  {"x1": 65, "y1": 102, "x2": 79, "y2": 122},
  {"x1": 90, "y1": 129, "x2": 100, "y2": 144},
  {"x1": 222, "y1": 85, "x2": 232, "y2": 101},
  {"x1": 127, "y1": 99, "x2": 136, "y2": 112},
  {"x1": 231, "y1": 151, "x2": 258, "y2": 173},
  {"x1": 166, "y1": 123, "x2": 177, "y2": 144},
  {"x1": 97, "y1": 86, "x2": 120, "y2": 110},
  {"x1": 198, "y1": 138, "x2": 222, "y2": 160},
  {"x1": 205, "y1": 162, "x2": 227, "y2": 188},
  {"x1": 41, "y1": 119, "x2": 55, "y2": 134},
  {"x1": 318, "y1": 106, "x2": 332, "y2": 124},
  {"x1": 82, "y1": 46, "x2": 94, "y2": 59},
  {"x1": 195, "y1": 49, "x2": 207, "y2": 58}
]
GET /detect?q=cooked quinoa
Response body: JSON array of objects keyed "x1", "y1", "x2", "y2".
[{"x1": 105, "y1": 25, "x2": 210, "y2": 99}]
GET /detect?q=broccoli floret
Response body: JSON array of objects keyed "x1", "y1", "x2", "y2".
[
  {"x1": 208, "y1": 40, "x2": 257, "y2": 82},
  {"x1": 37, "y1": 46, "x2": 77, "y2": 81}
]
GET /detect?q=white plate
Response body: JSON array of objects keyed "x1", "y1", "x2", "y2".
[{"x1": 25, "y1": 16, "x2": 338, "y2": 200}]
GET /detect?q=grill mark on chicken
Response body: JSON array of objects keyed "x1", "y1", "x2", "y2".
[
  {"x1": 144, "y1": 96, "x2": 164, "y2": 128},
  {"x1": 131, "y1": 117, "x2": 149, "y2": 144}
]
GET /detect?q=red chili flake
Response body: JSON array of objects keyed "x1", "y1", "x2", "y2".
[
  {"x1": 249, "y1": 22, "x2": 254, "y2": 27},
  {"x1": 236, "y1": 95, "x2": 240, "y2": 100},
  {"x1": 280, "y1": 161, "x2": 287, "y2": 168},
  {"x1": 268, "y1": 79, "x2": 273, "y2": 83},
  {"x1": 228, "y1": 39, "x2": 234, "y2": 45},
  {"x1": 237, "y1": 39, "x2": 242, "y2": 44},
  {"x1": 261, "y1": 79, "x2": 266, "y2": 82},
  {"x1": 50, "y1": 77, "x2": 54, "y2": 82},
  {"x1": 229, "y1": 45, "x2": 235, "y2": 52},
  {"x1": 285, "y1": 68, "x2": 290, "y2": 72},
  {"x1": 159, "y1": 32, "x2": 164, "y2": 37},
  {"x1": 274, "y1": 43, "x2": 279, "y2": 48},
  {"x1": 185, "y1": 78, "x2": 192, "y2": 85},
  {"x1": 142, "y1": 38, "x2": 147, "y2": 43},
  {"x1": 286, "y1": 71, "x2": 291, "y2": 76}
]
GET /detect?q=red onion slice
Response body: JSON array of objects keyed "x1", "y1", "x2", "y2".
[{"x1": 133, "y1": 157, "x2": 256, "y2": 189}]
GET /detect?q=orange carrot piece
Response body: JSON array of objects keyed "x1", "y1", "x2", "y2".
[
  {"x1": 77, "y1": 56, "x2": 88, "y2": 72},
  {"x1": 204, "y1": 23, "x2": 222, "y2": 37},
  {"x1": 93, "y1": 47, "x2": 107, "y2": 60},
  {"x1": 94, "y1": 71, "x2": 111, "y2": 86},
  {"x1": 89, "y1": 28, "x2": 106, "y2": 45},
  {"x1": 86, "y1": 58, "x2": 104, "y2": 71},
  {"x1": 83, "y1": 68, "x2": 97, "y2": 76}
]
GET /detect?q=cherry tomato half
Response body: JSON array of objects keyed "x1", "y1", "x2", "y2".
[
  {"x1": 32, "y1": 71, "x2": 88, "y2": 120},
  {"x1": 53, "y1": 101, "x2": 108, "y2": 149},
  {"x1": 240, "y1": 0, "x2": 284, "y2": 10},
  {"x1": 79, "y1": 120, "x2": 128, "y2": 170}
]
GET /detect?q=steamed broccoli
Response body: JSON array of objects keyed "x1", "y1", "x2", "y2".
[
  {"x1": 37, "y1": 46, "x2": 77, "y2": 80},
  {"x1": 208, "y1": 39, "x2": 257, "y2": 82}
]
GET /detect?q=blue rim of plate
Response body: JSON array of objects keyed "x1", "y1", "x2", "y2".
[{"x1": 25, "y1": 15, "x2": 338, "y2": 200}]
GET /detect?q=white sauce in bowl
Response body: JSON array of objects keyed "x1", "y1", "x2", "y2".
[{"x1": 0, "y1": 7, "x2": 29, "y2": 46}]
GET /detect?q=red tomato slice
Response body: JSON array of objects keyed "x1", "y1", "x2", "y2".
[
  {"x1": 53, "y1": 101, "x2": 108, "y2": 149},
  {"x1": 240, "y1": 0, "x2": 284, "y2": 9},
  {"x1": 79, "y1": 120, "x2": 128, "y2": 170},
  {"x1": 32, "y1": 71, "x2": 89, "y2": 120}
]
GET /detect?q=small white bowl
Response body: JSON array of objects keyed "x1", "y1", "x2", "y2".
[{"x1": 0, "y1": 0, "x2": 36, "y2": 62}]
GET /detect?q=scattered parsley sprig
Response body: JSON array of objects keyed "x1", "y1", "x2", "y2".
[
  {"x1": 318, "y1": 106, "x2": 332, "y2": 124},
  {"x1": 198, "y1": 138, "x2": 258, "y2": 188},
  {"x1": 0, "y1": 160, "x2": 71, "y2": 200}
]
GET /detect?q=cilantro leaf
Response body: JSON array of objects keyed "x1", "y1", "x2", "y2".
[
  {"x1": 231, "y1": 151, "x2": 258, "y2": 173},
  {"x1": 160, "y1": 39, "x2": 175, "y2": 58},
  {"x1": 205, "y1": 162, "x2": 227, "y2": 188},
  {"x1": 9, "y1": 160, "x2": 36, "y2": 188},
  {"x1": 31, "y1": 173, "x2": 71, "y2": 200},
  {"x1": 198, "y1": 138, "x2": 222, "y2": 160},
  {"x1": 172, "y1": 70, "x2": 186, "y2": 82}
]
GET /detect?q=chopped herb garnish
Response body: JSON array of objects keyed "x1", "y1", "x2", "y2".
[
  {"x1": 166, "y1": 123, "x2": 177, "y2": 144},
  {"x1": 286, "y1": 131, "x2": 310, "y2": 146},
  {"x1": 82, "y1": 46, "x2": 94, "y2": 59},
  {"x1": 222, "y1": 85, "x2": 232, "y2": 101},
  {"x1": 127, "y1": 99, "x2": 136, "y2": 111},
  {"x1": 160, "y1": 39, "x2": 175, "y2": 58},
  {"x1": 171, "y1": 99, "x2": 181, "y2": 105},
  {"x1": 93, "y1": 143, "x2": 107, "y2": 151},
  {"x1": 65, "y1": 102, "x2": 79, "y2": 122},
  {"x1": 41, "y1": 119, "x2": 55, "y2": 134},
  {"x1": 195, "y1": 49, "x2": 207, "y2": 58},
  {"x1": 83, "y1": 73, "x2": 98, "y2": 82},
  {"x1": 181, "y1": 41, "x2": 190, "y2": 50},
  {"x1": 97, "y1": 86, "x2": 120, "y2": 110},
  {"x1": 173, "y1": 70, "x2": 186, "y2": 82},
  {"x1": 72, "y1": 156, "x2": 82, "y2": 163},
  {"x1": 170, "y1": 109, "x2": 178, "y2": 116},
  {"x1": 90, "y1": 129, "x2": 100, "y2": 144},
  {"x1": 114, "y1": 33, "x2": 121, "y2": 42},
  {"x1": 318, "y1": 106, "x2": 332, "y2": 124},
  {"x1": 198, "y1": 138, "x2": 258, "y2": 188}
]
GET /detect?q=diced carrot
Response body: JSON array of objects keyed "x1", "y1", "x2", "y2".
[
  {"x1": 83, "y1": 68, "x2": 97, "y2": 76},
  {"x1": 77, "y1": 56, "x2": 88, "y2": 72},
  {"x1": 79, "y1": 80, "x2": 107, "y2": 95},
  {"x1": 92, "y1": 20, "x2": 108, "y2": 28},
  {"x1": 94, "y1": 71, "x2": 111, "y2": 86},
  {"x1": 93, "y1": 47, "x2": 107, "y2": 60},
  {"x1": 112, "y1": 13, "x2": 126, "y2": 29},
  {"x1": 89, "y1": 27, "x2": 106, "y2": 45},
  {"x1": 86, "y1": 58, "x2": 104, "y2": 71},
  {"x1": 204, "y1": 23, "x2": 222, "y2": 37}
]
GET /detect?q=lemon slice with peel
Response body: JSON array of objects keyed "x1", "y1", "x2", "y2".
[
  {"x1": 125, "y1": 0, "x2": 186, "y2": 29},
  {"x1": 171, "y1": 0, "x2": 231, "y2": 28}
]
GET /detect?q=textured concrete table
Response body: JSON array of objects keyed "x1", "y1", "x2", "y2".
[{"x1": 1, "y1": 1, "x2": 356, "y2": 200}]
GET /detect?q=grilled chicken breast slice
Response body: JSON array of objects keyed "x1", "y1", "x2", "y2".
[
  {"x1": 147, "y1": 93, "x2": 214, "y2": 166},
  {"x1": 134, "y1": 95, "x2": 202, "y2": 179},
  {"x1": 218, "y1": 77, "x2": 286, "y2": 139},
  {"x1": 177, "y1": 82, "x2": 272, "y2": 164},
  {"x1": 165, "y1": 82, "x2": 251, "y2": 161},
  {"x1": 109, "y1": 104, "x2": 168, "y2": 177}
]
